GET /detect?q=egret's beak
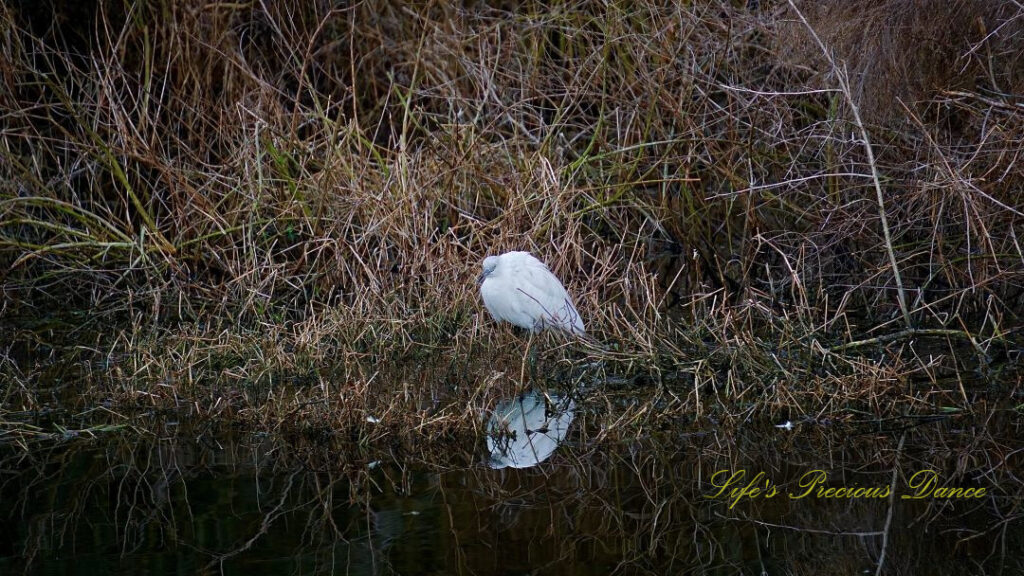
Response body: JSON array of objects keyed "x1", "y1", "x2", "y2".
[{"x1": 477, "y1": 272, "x2": 487, "y2": 286}]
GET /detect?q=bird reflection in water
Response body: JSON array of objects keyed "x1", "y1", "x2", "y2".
[{"x1": 486, "y1": 390, "x2": 576, "y2": 469}]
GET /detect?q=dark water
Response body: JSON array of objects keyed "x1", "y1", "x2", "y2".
[{"x1": 1, "y1": 408, "x2": 1021, "y2": 575}]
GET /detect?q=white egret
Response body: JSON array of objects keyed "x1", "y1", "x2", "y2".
[{"x1": 478, "y1": 251, "x2": 585, "y2": 336}]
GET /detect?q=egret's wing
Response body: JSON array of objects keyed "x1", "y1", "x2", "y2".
[{"x1": 517, "y1": 258, "x2": 585, "y2": 335}]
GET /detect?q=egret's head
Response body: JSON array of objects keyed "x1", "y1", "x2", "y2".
[{"x1": 478, "y1": 255, "x2": 499, "y2": 285}]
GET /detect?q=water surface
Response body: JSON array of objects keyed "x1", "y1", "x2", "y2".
[{"x1": 1, "y1": 403, "x2": 1020, "y2": 575}]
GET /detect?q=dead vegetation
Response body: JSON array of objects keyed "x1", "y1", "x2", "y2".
[{"x1": 1, "y1": 0, "x2": 1022, "y2": 445}]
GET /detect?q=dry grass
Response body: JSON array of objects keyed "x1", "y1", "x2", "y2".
[
  {"x1": 785, "y1": 0, "x2": 1024, "y2": 124},
  {"x1": 1, "y1": 1, "x2": 1022, "y2": 447}
]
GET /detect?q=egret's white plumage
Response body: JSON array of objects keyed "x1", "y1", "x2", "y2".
[{"x1": 478, "y1": 251, "x2": 585, "y2": 336}]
